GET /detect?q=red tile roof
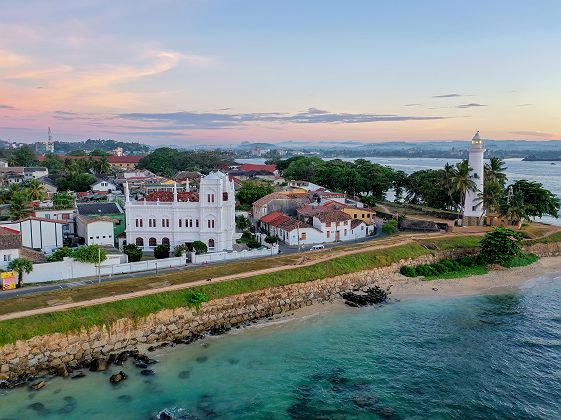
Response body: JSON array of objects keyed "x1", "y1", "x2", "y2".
[
  {"x1": 142, "y1": 191, "x2": 199, "y2": 202},
  {"x1": 316, "y1": 210, "x2": 351, "y2": 223},
  {"x1": 239, "y1": 163, "x2": 277, "y2": 173},
  {"x1": 261, "y1": 212, "x2": 291, "y2": 227},
  {"x1": 260, "y1": 211, "x2": 286, "y2": 224},
  {"x1": 107, "y1": 156, "x2": 143, "y2": 164}
]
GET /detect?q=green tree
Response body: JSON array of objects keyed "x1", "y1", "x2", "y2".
[
  {"x1": 484, "y1": 157, "x2": 507, "y2": 187},
  {"x1": 381, "y1": 219, "x2": 398, "y2": 235},
  {"x1": 13, "y1": 146, "x2": 35, "y2": 166},
  {"x1": 24, "y1": 179, "x2": 47, "y2": 201},
  {"x1": 123, "y1": 244, "x2": 143, "y2": 262},
  {"x1": 237, "y1": 182, "x2": 274, "y2": 207},
  {"x1": 154, "y1": 244, "x2": 170, "y2": 259},
  {"x1": 192, "y1": 240, "x2": 208, "y2": 255},
  {"x1": 235, "y1": 215, "x2": 251, "y2": 231},
  {"x1": 451, "y1": 160, "x2": 477, "y2": 218},
  {"x1": 56, "y1": 172, "x2": 97, "y2": 192},
  {"x1": 52, "y1": 192, "x2": 75, "y2": 209},
  {"x1": 265, "y1": 235, "x2": 279, "y2": 244},
  {"x1": 72, "y1": 245, "x2": 107, "y2": 264},
  {"x1": 504, "y1": 191, "x2": 528, "y2": 228},
  {"x1": 8, "y1": 258, "x2": 33, "y2": 289},
  {"x1": 8, "y1": 191, "x2": 31, "y2": 221},
  {"x1": 509, "y1": 180, "x2": 560, "y2": 220},
  {"x1": 43, "y1": 153, "x2": 63, "y2": 175},
  {"x1": 480, "y1": 227, "x2": 523, "y2": 265},
  {"x1": 47, "y1": 247, "x2": 74, "y2": 262},
  {"x1": 173, "y1": 244, "x2": 190, "y2": 257}
]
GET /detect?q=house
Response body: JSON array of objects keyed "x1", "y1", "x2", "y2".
[
  {"x1": 288, "y1": 180, "x2": 325, "y2": 192},
  {"x1": 76, "y1": 202, "x2": 125, "y2": 243},
  {"x1": 76, "y1": 215, "x2": 116, "y2": 246},
  {"x1": 321, "y1": 200, "x2": 376, "y2": 225},
  {"x1": 33, "y1": 207, "x2": 77, "y2": 234},
  {"x1": 239, "y1": 163, "x2": 278, "y2": 176},
  {"x1": 24, "y1": 167, "x2": 49, "y2": 179},
  {"x1": 90, "y1": 178, "x2": 117, "y2": 193},
  {"x1": 259, "y1": 212, "x2": 323, "y2": 246},
  {"x1": 0, "y1": 167, "x2": 49, "y2": 185},
  {"x1": 173, "y1": 171, "x2": 202, "y2": 188},
  {"x1": 107, "y1": 155, "x2": 143, "y2": 170},
  {"x1": 0, "y1": 226, "x2": 21, "y2": 268},
  {"x1": 125, "y1": 171, "x2": 236, "y2": 252},
  {"x1": 0, "y1": 159, "x2": 8, "y2": 168},
  {"x1": 0, "y1": 217, "x2": 71, "y2": 253},
  {"x1": 252, "y1": 192, "x2": 311, "y2": 220}
]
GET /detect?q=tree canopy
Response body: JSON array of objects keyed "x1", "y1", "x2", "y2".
[
  {"x1": 237, "y1": 182, "x2": 274, "y2": 207},
  {"x1": 138, "y1": 148, "x2": 235, "y2": 177}
]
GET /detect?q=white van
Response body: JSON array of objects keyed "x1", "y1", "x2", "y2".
[{"x1": 310, "y1": 244, "x2": 325, "y2": 251}]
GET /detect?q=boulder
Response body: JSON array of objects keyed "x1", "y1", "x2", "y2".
[
  {"x1": 30, "y1": 381, "x2": 47, "y2": 390},
  {"x1": 89, "y1": 358, "x2": 108, "y2": 372},
  {"x1": 140, "y1": 369, "x2": 155, "y2": 376},
  {"x1": 109, "y1": 371, "x2": 128, "y2": 384}
]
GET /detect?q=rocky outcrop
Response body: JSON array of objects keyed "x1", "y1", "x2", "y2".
[{"x1": 0, "y1": 243, "x2": 556, "y2": 381}]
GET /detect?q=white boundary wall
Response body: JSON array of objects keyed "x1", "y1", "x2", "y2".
[
  {"x1": 23, "y1": 253, "x2": 188, "y2": 284},
  {"x1": 190, "y1": 246, "x2": 278, "y2": 264}
]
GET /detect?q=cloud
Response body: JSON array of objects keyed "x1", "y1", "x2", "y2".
[
  {"x1": 403, "y1": 103, "x2": 423, "y2": 107},
  {"x1": 510, "y1": 130, "x2": 558, "y2": 138},
  {"x1": 517, "y1": 103, "x2": 533, "y2": 107},
  {"x1": 433, "y1": 93, "x2": 463, "y2": 98},
  {"x1": 116, "y1": 108, "x2": 450, "y2": 129},
  {"x1": 0, "y1": 104, "x2": 16, "y2": 110},
  {"x1": 456, "y1": 103, "x2": 486, "y2": 109}
]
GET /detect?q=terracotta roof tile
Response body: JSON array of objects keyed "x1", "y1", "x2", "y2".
[
  {"x1": 316, "y1": 210, "x2": 351, "y2": 223},
  {"x1": 142, "y1": 191, "x2": 199, "y2": 202}
]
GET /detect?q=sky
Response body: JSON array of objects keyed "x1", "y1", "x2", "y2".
[{"x1": 1, "y1": 0, "x2": 560, "y2": 146}]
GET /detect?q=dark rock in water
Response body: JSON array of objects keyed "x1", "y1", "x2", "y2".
[
  {"x1": 141, "y1": 369, "x2": 155, "y2": 376},
  {"x1": 107, "y1": 353, "x2": 117, "y2": 364},
  {"x1": 109, "y1": 371, "x2": 128, "y2": 384},
  {"x1": 64, "y1": 396, "x2": 77, "y2": 404},
  {"x1": 147, "y1": 346, "x2": 156, "y2": 352},
  {"x1": 117, "y1": 394, "x2": 133, "y2": 402},
  {"x1": 53, "y1": 388, "x2": 62, "y2": 395},
  {"x1": 228, "y1": 358, "x2": 239, "y2": 365},
  {"x1": 135, "y1": 361, "x2": 148, "y2": 369},
  {"x1": 201, "y1": 342, "x2": 209, "y2": 348},
  {"x1": 209, "y1": 325, "x2": 231, "y2": 336},
  {"x1": 146, "y1": 359, "x2": 158, "y2": 365},
  {"x1": 28, "y1": 402, "x2": 50, "y2": 415},
  {"x1": 178, "y1": 370, "x2": 190, "y2": 379},
  {"x1": 158, "y1": 412, "x2": 173, "y2": 420},
  {"x1": 116, "y1": 351, "x2": 129, "y2": 365},
  {"x1": 134, "y1": 353, "x2": 150, "y2": 363},
  {"x1": 71, "y1": 372, "x2": 86, "y2": 379},
  {"x1": 89, "y1": 358, "x2": 109, "y2": 372},
  {"x1": 30, "y1": 381, "x2": 46, "y2": 391},
  {"x1": 377, "y1": 406, "x2": 396, "y2": 418},
  {"x1": 57, "y1": 403, "x2": 75, "y2": 414},
  {"x1": 196, "y1": 355, "x2": 208, "y2": 363},
  {"x1": 197, "y1": 394, "x2": 218, "y2": 418},
  {"x1": 353, "y1": 395, "x2": 379, "y2": 409},
  {"x1": 341, "y1": 286, "x2": 389, "y2": 307}
]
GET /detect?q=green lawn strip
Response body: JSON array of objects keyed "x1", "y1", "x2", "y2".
[
  {"x1": 501, "y1": 253, "x2": 539, "y2": 268},
  {"x1": 426, "y1": 236, "x2": 482, "y2": 249},
  {"x1": 523, "y1": 231, "x2": 561, "y2": 245},
  {"x1": 0, "y1": 243, "x2": 435, "y2": 346},
  {"x1": 423, "y1": 265, "x2": 489, "y2": 280}
]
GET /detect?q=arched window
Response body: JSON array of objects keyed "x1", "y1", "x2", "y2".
[
  {"x1": 208, "y1": 238, "x2": 215, "y2": 249},
  {"x1": 136, "y1": 237, "x2": 144, "y2": 246},
  {"x1": 162, "y1": 237, "x2": 170, "y2": 246},
  {"x1": 149, "y1": 237, "x2": 157, "y2": 246}
]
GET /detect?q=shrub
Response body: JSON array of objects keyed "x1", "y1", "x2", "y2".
[
  {"x1": 192, "y1": 240, "x2": 208, "y2": 255},
  {"x1": 186, "y1": 291, "x2": 209, "y2": 309},
  {"x1": 400, "y1": 265, "x2": 417, "y2": 277},
  {"x1": 382, "y1": 219, "x2": 398, "y2": 235},
  {"x1": 72, "y1": 245, "x2": 107, "y2": 264},
  {"x1": 265, "y1": 235, "x2": 279, "y2": 244},
  {"x1": 47, "y1": 247, "x2": 74, "y2": 262},
  {"x1": 173, "y1": 244, "x2": 190, "y2": 257},
  {"x1": 246, "y1": 239, "x2": 261, "y2": 249},
  {"x1": 123, "y1": 244, "x2": 143, "y2": 262},
  {"x1": 154, "y1": 244, "x2": 170, "y2": 259},
  {"x1": 480, "y1": 227, "x2": 524, "y2": 265}
]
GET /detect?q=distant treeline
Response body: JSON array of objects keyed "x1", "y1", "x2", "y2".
[{"x1": 138, "y1": 148, "x2": 236, "y2": 177}]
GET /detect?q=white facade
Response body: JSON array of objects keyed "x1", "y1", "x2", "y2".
[
  {"x1": 125, "y1": 171, "x2": 236, "y2": 252},
  {"x1": 0, "y1": 248, "x2": 19, "y2": 269},
  {"x1": 0, "y1": 218, "x2": 69, "y2": 253},
  {"x1": 91, "y1": 180, "x2": 117, "y2": 193},
  {"x1": 76, "y1": 216, "x2": 115, "y2": 246},
  {"x1": 463, "y1": 131, "x2": 485, "y2": 225}
]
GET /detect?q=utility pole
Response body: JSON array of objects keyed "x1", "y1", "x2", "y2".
[
  {"x1": 97, "y1": 246, "x2": 101, "y2": 284},
  {"x1": 297, "y1": 220, "x2": 301, "y2": 253}
]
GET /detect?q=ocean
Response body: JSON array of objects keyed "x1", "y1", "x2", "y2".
[
  {"x1": 238, "y1": 156, "x2": 561, "y2": 225},
  {"x1": 2, "y1": 275, "x2": 561, "y2": 419}
]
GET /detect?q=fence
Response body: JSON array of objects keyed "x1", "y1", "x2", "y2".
[
  {"x1": 23, "y1": 253, "x2": 188, "y2": 284},
  {"x1": 190, "y1": 246, "x2": 279, "y2": 264}
]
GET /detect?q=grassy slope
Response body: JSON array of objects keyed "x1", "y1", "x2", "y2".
[{"x1": 424, "y1": 265, "x2": 489, "y2": 280}]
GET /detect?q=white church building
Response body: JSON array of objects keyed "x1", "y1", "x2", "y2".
[
  {"x1": 125, "y1": 171, "x2": 235, "y2": 252},
  {"x1": 462, "y1": 131, "x2": 485, "y2": 226}
]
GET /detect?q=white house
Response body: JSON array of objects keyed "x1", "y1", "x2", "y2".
[
  {"x1": 91, "y1": 179, "x2": 117, "y2": 193},
  {"x1": 125, "y1": 171, "x2": 236, "y2": 252},
  {"x1": 76, "y1": 215, "x2": 116, "y2": 246},
  {"x1": 0, "y1": 217, "x2": 70, "y2": 253},
  {"x1": 0, "y1": 226, "x2": 21, "y2": 268}
]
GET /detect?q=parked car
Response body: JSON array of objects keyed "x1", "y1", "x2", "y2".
[{"x1": 309, "y1": 244, "x2": 325, "y2": 251}]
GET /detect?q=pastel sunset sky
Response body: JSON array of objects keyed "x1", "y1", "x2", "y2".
[{"x1": 1, "y1": 0, "x2": 560, "y2": 145}]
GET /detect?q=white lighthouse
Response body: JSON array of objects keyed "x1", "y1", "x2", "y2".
[{"x1": 462, "y1": 131, "x2": 485, "y2": 226}]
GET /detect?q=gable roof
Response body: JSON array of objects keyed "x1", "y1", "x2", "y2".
[
  {"x1": 76, "y1": 214, "x2": 117, "y2": 225},
  {"x1": 252, "y1": 192, "x2": 287, "y2": 207},
  {"x1": 315, "y1": 210, "x2": 352, "y2": 223},
  {"x1": 0, "y1": 226, "x2": 21, "y2": 250},
  {"x1": 76, "y1": 202, "x2": 123, "y2": 215},
  {"x1": 260, "y1": 211, "x2": 288, "y2": 225}
]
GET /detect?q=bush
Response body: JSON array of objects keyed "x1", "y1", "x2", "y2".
[
  {"x1": 154, "y1": 244, "x2": 170, "y2": 259},
  {"x1": 47, "y1": 247, "x2": 74, "y2": 262},
  {"x1": 186, "y1": 291, "x2": 209, "y2": 309},
  {"x1": 382, "y1": 219, "x2": 398, "y2": 235},
  {"x1": 480, "y1": 227, "x2": 523, "y2": 265},
  {"x1": 246, "y1": 239, "x2": 261, "y2": 249},
  {"x1": 123, "y1": 244, "x2": 143, "y2": 262},
  {"x1": 173, "y1": 244, "x2": 190, "y2": 257},
  {"x1": 192, "y1": 240, "x2": 208, "y2": 255},
  {"x1": 400, "y1": 265, "x2": 417, "y2": 277},
  {"x1": 265, "y1": 235, "x2": 279, "y2": 244},
  {"x1": 72, "y1": 245, "x2": 107, "y2": 264}
]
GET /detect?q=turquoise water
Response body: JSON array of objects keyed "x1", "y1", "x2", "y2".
[{"x1": 3, "y1": 276, "x2": 561, "y2": 419}]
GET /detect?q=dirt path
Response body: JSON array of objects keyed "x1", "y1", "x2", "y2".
[{"x1": 0, "y1": 232, "x2": 458, "y2": 322}]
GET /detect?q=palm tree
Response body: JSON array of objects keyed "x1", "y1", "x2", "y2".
[
  {"x1": 477, "y1": 181, "x2": 505, "y2": 225},
  {"x1": 8, "y1": 258, "x2": 33, "y2": 289},
  {"x1": 441, "y1": 163, "x2": 457, "y2": 211},
  {"x1": 484, "y1": 157, "x2": 507, "y2": 187},
  {"x1": 8, "y1": 191, "x2": 31, "y2": 221},
  {"x1": 24, "y1": 179, "x2": 47, "y2": 201},
  {"x1": 451, "y1": 160, "x2": 477, "y2": 219}
]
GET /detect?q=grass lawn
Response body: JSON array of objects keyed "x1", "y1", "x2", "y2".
[
  {"x1": 424, "y1": 265, "x2": 489, "y2": 280},
  {"x1": 502, "y1": 253, "x2": 539, "y2": 268},
  {"x1": 524, "y1": 231, "x2": 561, "y2": 245}
]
